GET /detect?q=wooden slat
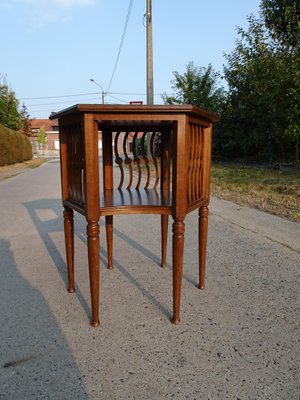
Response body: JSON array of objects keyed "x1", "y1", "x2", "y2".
[
  {"x1": 187, "y1": 122, "x2": 206, "y2": 209},
  {"x1": 114, "y1": 132, "x2": 124, "y2": 190},
  {"x1": 141, "y1": 132, "x2": 151, "y2": 189},
  {"x1": 150, "y1": 132, "x2": 160, "y2": 190},
  {"x1": 132, "y1": 132, "x2": 142, "y2": 190},
  {"x1": 123, "y1": 132, "x2": 133, "y2": 190}
]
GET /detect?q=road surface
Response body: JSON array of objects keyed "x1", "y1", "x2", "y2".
[{"x1": 0, "y1": 159, "x2": 299, "y2": 399}]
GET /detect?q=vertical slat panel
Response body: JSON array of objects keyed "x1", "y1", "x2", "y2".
[
  {"x1": 108, "y1": 127, "x2": 173, "y2": 194},
  {"x1": 195, "y1": 124, "x2": 202, "y2": 200},
  {"x1": 197, "y1": 126, "x2": 203, "y2": 200},
  {"x1": 202, "y1": 124, "x2": 212, "y2": 200},
  {"x1": 102, "y1": 129, "x2": 113, "y2": 190},
  {"x1": 59, "y1": 125, "x2": 69, "y2": 201},
  {"x1": 65, "y1": 122, "x2": 85, "y2": 207},
  {"x1": 187, "y1": 128, "x2": 192, "y2": 205},
  {"x1": 187, "y1": 122, "x2": 205, "y2": 208},
  {"x1": 191, "y1": 124, "x2": 197, "y2": 203},
  {"x1": 74, "y1": 124, "x2": 82, "y2": 203}
]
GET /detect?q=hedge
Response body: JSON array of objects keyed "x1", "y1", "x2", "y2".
[{"x1": 0, "y1": 124, "x2": 32, "y2": 166}]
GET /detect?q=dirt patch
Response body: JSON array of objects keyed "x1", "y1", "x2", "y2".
[{"x1": 0, "y1": 158, "x2": 51, "y2": 181}]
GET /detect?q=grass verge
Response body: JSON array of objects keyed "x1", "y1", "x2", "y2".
[
  {"x1": 210, "y1": 163, "x2": 300, "y2": 222},
  {"x1": 0, "y1": 158, "x2": 51, "y2": 181}
]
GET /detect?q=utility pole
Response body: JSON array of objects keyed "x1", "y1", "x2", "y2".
[{"x1": 146, "y1": 0, "x2": 154, "y2": 105}]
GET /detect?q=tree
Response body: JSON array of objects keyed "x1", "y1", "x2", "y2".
[
  {"x1": 162, "y1": 62, "x2": 225, "y2": 113},
  {"x1": 0, "y1": 74, "x2": 30, "y2": 134},
  {"x1": 218, "y1": 0, "x2": 300, "y2": 162},
  {"x1": 37, "y1": 127, "x2": 47, "y2": 154},
  {"x1": 260, "y1": 0, "x2": 300, "y2": 47},
  {"x1": 0, "y1": 80, "x2": 20, "y2": 131},
  {"x1": 19, "y1": 103, "x2": 31, "y2": 136},
  {"x1": 261, "y1": 0, "x2": 300, "y2": 161}
]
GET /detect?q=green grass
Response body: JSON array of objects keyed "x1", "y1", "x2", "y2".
[{"x1": 210, "y1": 163, "x2": 300, "y2": 222}]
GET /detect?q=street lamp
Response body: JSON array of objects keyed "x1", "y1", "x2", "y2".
[{"x1": 89, "y1": 78, "x2": 105, "y2": 104}]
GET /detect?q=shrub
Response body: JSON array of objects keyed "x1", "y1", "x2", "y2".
[{"x1": 0, "y1": 124, "x2": 32, "y2": 166}]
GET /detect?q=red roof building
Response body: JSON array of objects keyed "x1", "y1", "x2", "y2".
[{"x1": 29, "y1": 118, "x2": 59, "y2": 155}]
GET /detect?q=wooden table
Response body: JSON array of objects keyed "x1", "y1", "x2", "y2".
[{"x1": 50, "y1": 104, "x2": 219, "y2": 327}]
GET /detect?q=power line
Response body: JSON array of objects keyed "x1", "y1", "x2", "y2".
[
  {"x1": 105, "y1": 0, "x2": 134, "y2": 93},
  {"x1": 110, "y1": 91, "x2": 163, "y2": 96},
  {"x1": 27, "y1": 97, "x2": 101, "y2": 107},
  {"x1": 19, "y1": 92, "x2": 100, "y2": 100},
  {"x1": 105, "y1": 94, "x2": 129, "y2": 104},
  {"x1": 110, "y1": 91, "x2": 145, "y2": 95},
  {"x1": 23, "y1": 91, "x2": 166, "y2": 102},
  {"x1": 22, "y1": 91, "x2": 169, "y2": 112}
]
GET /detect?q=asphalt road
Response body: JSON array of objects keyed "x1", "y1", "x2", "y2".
[{"x1": 0, "y1": 159, "x2": 299, "y2": 399}]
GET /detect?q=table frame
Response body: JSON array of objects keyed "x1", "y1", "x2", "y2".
[{"x1": 51, "y1": 104, "x2": 219, "y2": 327}]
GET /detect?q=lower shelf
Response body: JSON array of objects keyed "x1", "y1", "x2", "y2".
[{"x1": 99, "y1": 189, "x2": 172, "y2": 216}]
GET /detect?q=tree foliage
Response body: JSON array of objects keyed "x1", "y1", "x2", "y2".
[
  {"x1": 0, "y1": 74, "x2": 30, "y2": 135},
  {"x1": 165, "y1": 2, "x2": 300, "y2": 162},
  {"x1": 37, "y1": 127, "x2": 47, "y2": 146},
  {"x1": 0, "y1": 80, "x2": 20, "y2": 131},
  {"x1": 162, "y1": 62, "x2": 225, "y2": 113},
  {"x1": 19, "y1": 103, "x2": 31, "y2": 136},
  {"x1": 215, "y1": 0, "x2": 300, "y2": 162},
  {"x1": 260, "y1": 0, "x2": 300, "y2": 47}
]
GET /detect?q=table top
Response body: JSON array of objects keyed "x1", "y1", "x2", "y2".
[{"x1": 50, "y1": 104, "x2": 220, "y2": 123}]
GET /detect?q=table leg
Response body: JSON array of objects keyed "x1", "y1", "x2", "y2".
[
  {"x1": 199, "y1": 206, "x2": 209, "y2": 290},
  {"x1": 172, "y1": 218, "x2": 185, "y2": 324},
  {"x1": 63, "y1": 206, "x2": 75, "y2": 293},
  {"x1": 161, "y1": 215, "x2": 168, "y2": 268},
  {"x1": 105, "y1": 215, "x2": 113, "y2": 269},
  {"x1": 87, "y1": 220, "x2": 100, "y2": 327}
]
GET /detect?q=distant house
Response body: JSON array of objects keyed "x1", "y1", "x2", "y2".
[
  {"x1": 28, "y1": 118, "x2": 142, "y2": 158},
  {"x1": 29, "y1": 118, "x2": 59, "y2": 155}
]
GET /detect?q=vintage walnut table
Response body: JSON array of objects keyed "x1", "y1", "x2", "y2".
[{"x1": 50, "y1": 105, "x2": 219, "y2": 327}]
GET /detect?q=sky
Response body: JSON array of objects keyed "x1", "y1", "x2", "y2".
[{"x1": 0, "y1": 0, "x2": 261, "y2": 119}]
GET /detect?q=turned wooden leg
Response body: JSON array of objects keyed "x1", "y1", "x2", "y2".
[
  {"x1": 105, "y1": 215, "x2": 113, "y2": 269},
  {"x1": 172, "y1": 218, "x2": 185, "y2": 324},
  {"x1": 199, "y1": 206, "x2": 209, "y2": 290},
  {"x1": 161, "y1": 215, "x2": 168, "y2": 268},
  {"x1": 63, "y1": 206, "x2": 75, "y2": 293},
  {"x1": 87, "y1": 220, "x2": 100, "y2": 327}
]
